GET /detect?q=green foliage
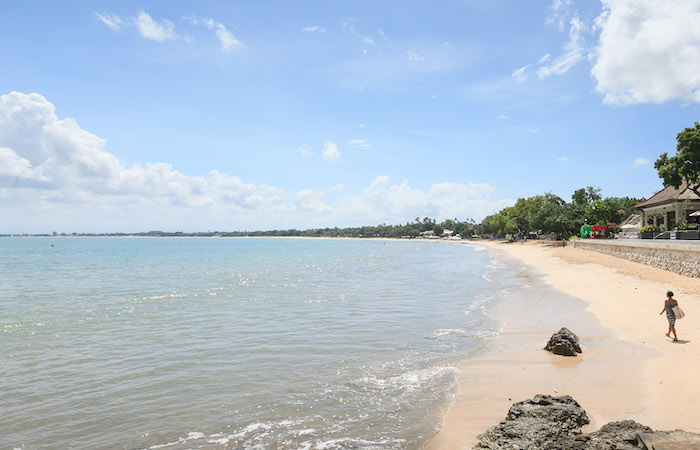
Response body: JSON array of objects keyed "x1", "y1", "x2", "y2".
[
  {"x1": 676, "y1": 222, "x2": 692, "y2": 231},
  {"x1": 480, "y1": 187, "x2": 641, "y2": 238},
  {"x1": 655, "y1": 122, "x2": 700, "y2": 196},
  {"x1": 640, "y1": 225, "x2": 660, "y2": 233}
]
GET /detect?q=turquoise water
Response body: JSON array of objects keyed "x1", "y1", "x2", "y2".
[{"x1": 1, "y1": 238, "x2": 512, "y2": 449}]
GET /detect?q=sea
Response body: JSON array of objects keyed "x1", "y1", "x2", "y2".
[{"x1": 1, "y1": 237, "x2": 526, "y2": 449}]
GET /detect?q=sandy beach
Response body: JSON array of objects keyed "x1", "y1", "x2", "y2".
[{"x1": 426, "y1": 240, "x2": 700, "y2": 449}]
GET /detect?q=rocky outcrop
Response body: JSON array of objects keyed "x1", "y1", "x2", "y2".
[
  {"x1": 473, "y1": 395, "x2": 700, "y2": 449},
  {"x1": 576, "y1": 420, "x2": 653, "y2": 449},
  {"x1": 545, "y1": 327, "x2": 582, "y2": 356},
  {"x1": 474, "y1": 395, "x2": 589, "y2": 449}
]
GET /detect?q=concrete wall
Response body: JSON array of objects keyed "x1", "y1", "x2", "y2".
[{"x1": 572, "y1": 240, "x2": 700, "y2": 278}]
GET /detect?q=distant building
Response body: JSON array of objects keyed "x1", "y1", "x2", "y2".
[{"x1": 635, "y1": 182, "x2": 700, "y2": 228}]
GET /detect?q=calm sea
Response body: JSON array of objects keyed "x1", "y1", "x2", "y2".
[{"x1": 1, "y1": 237, "x2": 520, "y2": 449}]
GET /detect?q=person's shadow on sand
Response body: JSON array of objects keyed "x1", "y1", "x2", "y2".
[{"x1": 671, "y1": 339, "x2": 690, "y2": 344}]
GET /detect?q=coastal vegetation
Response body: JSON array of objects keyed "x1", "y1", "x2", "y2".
[
  {"x1": 655, "y1": 122, "x2": 700, "y2": 197},
  {"x1": 478, "y1": 187, "x2": 640, "y2": 238}
]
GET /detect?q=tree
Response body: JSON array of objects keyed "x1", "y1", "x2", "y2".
[{"x1": 655, "y1": 122, "x2": 700, "y2": 197}]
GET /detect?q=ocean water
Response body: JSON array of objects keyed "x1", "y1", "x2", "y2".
[{"x1": 1, "y1": 237, "x2": 518, "y2": 449}]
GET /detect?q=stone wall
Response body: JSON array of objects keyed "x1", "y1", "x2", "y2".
[{"x1": 572, "y1": 240, "x2": 700, "y2": 278}]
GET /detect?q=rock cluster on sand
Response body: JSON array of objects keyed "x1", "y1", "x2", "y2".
[
  {"x1": 473, "y1": 394, "x2": 700, "y2": 449},
  {"x1": 474, "y1": 395, "x2": 593, "y2": 449},
  {"x1": 544, "y1": 327, "x2": 582, "y2": 356}
]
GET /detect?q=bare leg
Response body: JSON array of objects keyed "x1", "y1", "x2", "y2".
[{"x1": 670, "y1": 325, "x2": 678, "y2": 341}]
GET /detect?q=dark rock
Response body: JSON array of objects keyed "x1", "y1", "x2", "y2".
[
  {"x1": 545, "y1": 327, "x2": 582, "y2": 356},
  {"x1": 473, "y1": 395, "x2": 661, "y2": 450},
  {"x1": 583, "y1": 420, "x2": 653, "y2": 449},
  {"x1": 474, "y1": 395, "x2": 590, "y2": 449}
]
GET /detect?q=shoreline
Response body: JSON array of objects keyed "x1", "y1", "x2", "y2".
[{"x1": 426, "y1": 240, "x2": 700, "y2": 449}]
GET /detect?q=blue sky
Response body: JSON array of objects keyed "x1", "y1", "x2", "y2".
[{"x1": 1, "y1": 0, "x2": 700, "y2": 232}]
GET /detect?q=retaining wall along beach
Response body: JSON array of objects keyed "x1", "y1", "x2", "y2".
[{"x1": 572, "y1": 239, "x2": 700, "y2": 278}]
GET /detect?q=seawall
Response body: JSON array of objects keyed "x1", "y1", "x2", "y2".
[{"x1": 572, "y1": 239, "x2": 700, "y2": 278}]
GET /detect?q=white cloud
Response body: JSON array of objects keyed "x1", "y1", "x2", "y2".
[
  {"x1": 558, "y1": 156, "x2": 568, "y2": 162},
  {"x1": 303, "y1": 26, "x2": 327, "y2": 33},
  {"x1": 362, "y1": 36, "x2": 375, "y2": 45},
  {"x1": 547, "y1": 0, "x2": 573, "y2": 31},
  {"x1": 634, "y1": 156, "x2": 650, "y2": 166},
  {"x1": 591, "y1": 0, "x2": 700, "y2": 105},
  {"x1": 346, "y1": 139, "x2": 370, "y2": 149},
  {"x1": 406, "y1": 51, "x2": 424, "y2": 62},
  {"x1": 134, "y1": 10, "x2": 177, "y2": 42},
  {"x1": 429, "y1": 182, "x2": 512, "y2": 221},
  {"x1": 295, "y1": 190, "x2": 332, "y2": 213},
  {"x1": 97, "y1": 12, "x2": 242, "y2": 52},
  {"x1": 337, "y1": 177, "x2": 513, "y2": 224},
  {"x1": 512, "y1": 65, "x2": 530, "y2": 82},
  {"x1": 95, "y1": 12, "x2": 123, "y2": 31},
  {"x1": 0, "y1": 92, "x2": 514, "y2": 232},
  {"x1": 0, "y1": 147, "x2": 34, "y2": 177},
  {"x1": 186, "y1": 17, "x2": 242, "y2": 51},
  {"x1": 538, "y1": 53, "x2": 551, "y2": 64},
  {"x1": 207, "y1": 19, "x2": 241, "y2": 51},
  {"x1": 537, "y1": 14, "x2": 584, "y2": 79},
  {"x1": 322, "y1": 141, "x2": 341, "y2": 162},
  {"x1": 0, "y1": 91, "x2": 288, "y2": 225},
  {"x1": 497, "y1": 114, "x2": 509, "y2": 120}
]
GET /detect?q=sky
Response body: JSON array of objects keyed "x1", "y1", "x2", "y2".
[{"x1": 1, "y1": 0, "x2": 700, "y2": 233}]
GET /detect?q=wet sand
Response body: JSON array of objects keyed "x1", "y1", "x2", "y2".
[{"x1": 426, "y1": 240, "x2": 700, "y2": 449}]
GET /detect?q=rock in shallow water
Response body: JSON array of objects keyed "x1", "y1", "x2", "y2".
[{"x1": 545, "y1": 327, "x2": 582, "y2": 356}]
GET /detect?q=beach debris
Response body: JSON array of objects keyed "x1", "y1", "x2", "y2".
[{"x1": 544, "y1": 327, "x2": 582, "y2": 356}]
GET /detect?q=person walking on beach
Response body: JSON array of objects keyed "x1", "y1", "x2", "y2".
[{"x1": 660, "y1": 290, "x2": 679, "y2": 341}]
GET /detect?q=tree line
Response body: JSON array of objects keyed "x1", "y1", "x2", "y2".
[{"x1": 477, "y1": 187, "x2": 640, "y2": 238}]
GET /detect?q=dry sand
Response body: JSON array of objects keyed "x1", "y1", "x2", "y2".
[{"x1": 426, "y1": 240, "x2": 700, "y2": 449}]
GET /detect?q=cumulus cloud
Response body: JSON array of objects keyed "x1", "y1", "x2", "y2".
[
  {"x1": 0, "y1": 92, "x2": 513, "y2": 232},
  {"x1": 322, "y1": 141, "x2": 341, "y2": 162},
  {"x1": 134, "y1": 10, "x2": 177, "y2": 42},
  {"x1": 337, "y1": 177, "x2": 512, "y2": 224},
  {"x1": 0, "y1": 147, "x2": 34, "y2": 178},
  {"x1": 0, "y1": 91, "x2": 285, "y2": 221},
  {"x1": 295, "y1": 190, "x2": 332, "y2": 213},
  {"x1": 591, "y1": 0, "x2": 700, "y2": 104}
]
